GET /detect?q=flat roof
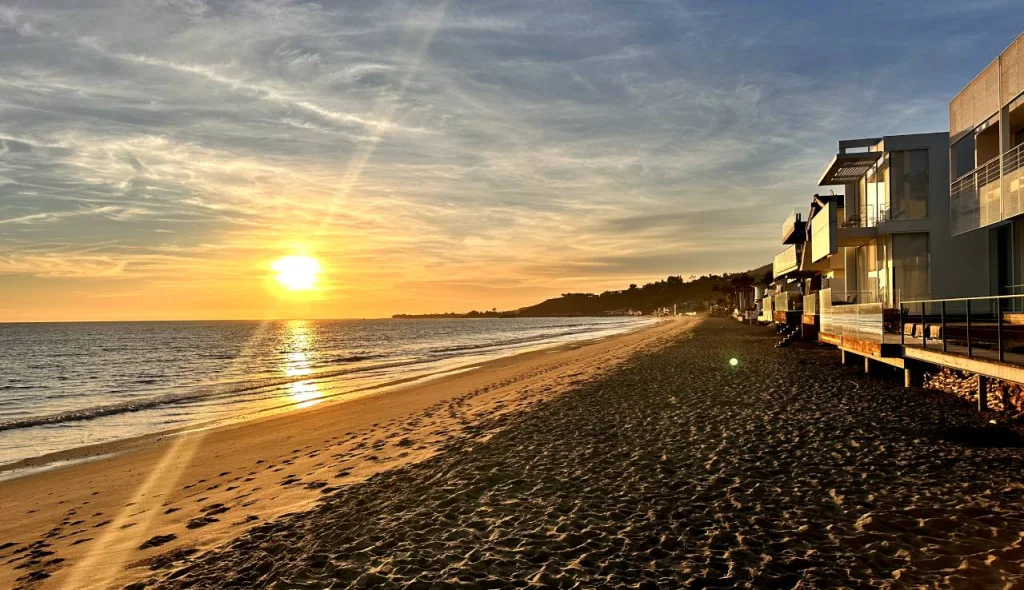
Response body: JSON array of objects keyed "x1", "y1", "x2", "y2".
[{"x1": 817, "y1": 152, "x2": 882, "y2": 186}]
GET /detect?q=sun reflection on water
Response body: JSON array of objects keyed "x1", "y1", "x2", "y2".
[
  {"x1": 282, "y1": 320, "x2": 315, "y2": 377},
  {"x1": 289, "y1": 380, "x2": 323, "y2": 409},
  {"x1": 280, "y1": 320, "x2": 322, "y2": 407}
]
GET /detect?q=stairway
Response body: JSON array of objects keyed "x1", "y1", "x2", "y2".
[{"x1": 775, "y1": 324, "x2": 799, "y2": 348}]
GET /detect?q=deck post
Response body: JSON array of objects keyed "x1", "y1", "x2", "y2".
[
  {"x1": 841, "y1": 350, "x2": 847, "y2": 365},
  {"x1": 904, "y1": 367, "x2": 914, "y2": 388},
  {"x1": 966, "y1": 300, "x2": 972, "y2": 357},
  {"x1": 921, "y1": 306, "x2": 927, "y2": 349},
  {"x1": 864, "y1": 357, "x2": 871, "y2": 375},
  {"x1": 940, "y1": 301, "x2": 947, "y2": 353},
  {"x1": 900, "y1": 304, "x2": 905, "y2": 345},
  {"x1": 978, "y1": 375, "x2": 988, "y2": 412},
  {"x1": 998, "y1": 301, "x2": 1004, "y2": 362}
]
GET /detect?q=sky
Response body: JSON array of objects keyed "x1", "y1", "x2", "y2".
[{"x1": 0, "y1": 1, "x2": 1022, "y2": 321}]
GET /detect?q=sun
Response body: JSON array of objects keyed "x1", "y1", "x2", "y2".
[{"x1": 271, "y1": 255, "x2": 321, "y2": 291}]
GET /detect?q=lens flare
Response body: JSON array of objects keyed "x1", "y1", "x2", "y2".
[{"x1": 729, "y1": 358, "x2": 739, "y2": 367}]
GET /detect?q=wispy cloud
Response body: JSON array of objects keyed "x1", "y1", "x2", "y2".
[{"x1": 0, "y1": 0, "x2": 1021, "y2": 319}]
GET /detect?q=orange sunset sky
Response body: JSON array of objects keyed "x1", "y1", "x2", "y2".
[{"x1": 1, "y1": 1, "x2": 1013, "y2": 321}]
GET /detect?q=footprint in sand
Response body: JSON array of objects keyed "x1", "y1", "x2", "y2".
[
  {"x1": 186, "y1": 516, "x2": 218, "y2": 529},
  {"x1": 139, "y1": 534, "x2": 177, "y2": 550}
]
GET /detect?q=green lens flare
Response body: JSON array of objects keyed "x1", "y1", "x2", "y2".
[{"x1": 729, "y1": 358, "x2": 739, "y2": 367}]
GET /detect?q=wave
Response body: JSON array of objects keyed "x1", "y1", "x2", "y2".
[{"x1": 0, "y1": 318, "x2": 647, "y2": 433}]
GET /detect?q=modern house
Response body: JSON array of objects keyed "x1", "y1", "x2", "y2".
[
  {"x1": 754, "y1": 30, "x2": 1024, "y2": 411},
  {"x1": 894, "y1": 32, "x2": 1024, "y2": 396},
  {"x1": 811, "y1": 133, "x2": 990, "y2": 360},
  {"x1": 949, "y1": 32, "x2": 1024, "y2": 294}
]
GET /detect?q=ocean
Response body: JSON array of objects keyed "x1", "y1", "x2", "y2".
[{"x1": 0, "y1": 317, "x2": 653, "y2": 470}]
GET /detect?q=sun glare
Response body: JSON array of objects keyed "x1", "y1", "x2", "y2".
[{"x1": 271, "y1": 255, "x2": 321, "y2": 291}]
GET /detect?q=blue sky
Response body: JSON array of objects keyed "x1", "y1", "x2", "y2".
[{"x1": 0, "y1": 0, "x2": 1021, "y2": 319}]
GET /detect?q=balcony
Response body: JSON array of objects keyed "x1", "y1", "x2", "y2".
[
  {"x1": 819, "y1": 288, "x2": 902, "y2": 356},
  {"x1": 781, "y1": 210, "x2": 806, "y2": 245},
  {"x1": 774, "y1": 291, "x2": 803, "y2": 313},
  {"x1": 900, "y1": 294, "x2": 1024, "y2": 375},
  {"x1": 803, "y1": 293, "x2": 818, "y2": 316},
  {"x1": 950, "y1": 156, "x2": 1003, "y2": 235},
  {"x1": 1004, "y1": 143, "x2": 1024, "y2": 219},
  {"x1": 773, "y1": 245, "x2": 799, "y2": 279}
]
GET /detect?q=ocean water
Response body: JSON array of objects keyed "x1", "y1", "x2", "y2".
[{"x1": 0, "y1": 317, "x2": 653, "y2": 469}]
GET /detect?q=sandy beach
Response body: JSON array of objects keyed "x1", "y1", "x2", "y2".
[
  {"x1": 130, "y1": 318, "x2": 1024, "y2": 588},
  {"x1": 0, "y1": 317, "x2": 689, "y2": 589},
  {"x1": 8, "y1": 317, "x2": 1024, "y2": 588}
]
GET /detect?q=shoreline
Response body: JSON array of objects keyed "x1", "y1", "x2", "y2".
[
  {"x1": 142, "y1": 319, "x2": 1024, "y2": 588},
  {"x1": 0, "y1": 316, "x2": 693, "y2": 589},
  {"x1": 0, "y1": 317, "x2": 656, "y2": 478}
]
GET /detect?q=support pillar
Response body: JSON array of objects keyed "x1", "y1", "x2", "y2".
[
  {"x1": 864, "y1": 357, "x2": 871, "y2": 375},
  {"x1": 978, "y1": 375, "x2": 989, "y2": 412},
  {"x1": 841, "y1": 350, "x2": 847, "y2": 365},
  {"x1": 904, "y1": 368, "x2": 914, "y2": 388}
]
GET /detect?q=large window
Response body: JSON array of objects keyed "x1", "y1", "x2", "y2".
[
  {"x1": 859, "y1": 159, "x2": 887, "y2": 226},
  {"x1": 889, "y1": 149, "x2": 929, "y2": 220},
  {"x1": 892, "y1": 233, "x2": 929, "y2": 305},
  {"x1": 853, "y1": 240, "x2": 887, "y2": 304}
]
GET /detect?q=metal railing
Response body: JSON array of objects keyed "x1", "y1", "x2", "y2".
[
  {"x1": 841, "y1": 203, "x2": 881, "y2": 228},
  {"x1": 900, "y1": 293, "x2": 1024, "y2": 364},
  {"x1": 1004, "y1": 143, "x2": 1024, "y2": 219}
]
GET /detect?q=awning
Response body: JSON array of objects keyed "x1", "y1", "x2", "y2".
[{"x1": 817, "y1": 152, "x2": 882, "y2": 186}]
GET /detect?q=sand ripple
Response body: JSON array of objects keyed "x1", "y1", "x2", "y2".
[{"x1": 141, "y1": 319, "x2": 1024, "y2": 588}]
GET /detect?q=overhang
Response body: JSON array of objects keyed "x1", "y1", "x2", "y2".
[{"x1": 817, "y1": 152, "x2": 883, "y2": 186}]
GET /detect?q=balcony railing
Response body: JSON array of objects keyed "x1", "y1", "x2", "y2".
[
  {"x1": 900, "y1": 293, "x2": 1024, "y2": 366},
  {"x1": 773, "y1": 245, "x2": 799, "y2": 279},
  {"x1": 781, "y1": 209, "x2": 805, "y2": 244},
  {"x1": 774, "y1": 291, "x2": 803, "y2": 313},
  {"x1": 803, "y1": 293, "x2": 818, "y2": 316},
  {"x1": 820, "y1": 298, "x2": 884, "y2": 344},
  {"x1": 841, "y1": 204, "x2": 882, "y2": 228},
  {"x1": 1004, "y1": 143, "x2": 1024, "y2": 219},
  {"x1": 951, "y1": 156, "x2": 1002, "y2": 235}
]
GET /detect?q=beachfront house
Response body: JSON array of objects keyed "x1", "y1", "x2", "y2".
[
  {"x1": 812, "y1": 133, "x2": 989, "y2": 363},
  {"x1": 768, "y1": 204, "x2": 836, "y2": 345},
  {"x1": 948, "y1": 32, "x2": 1024, "y2": 293},
  {"x1": 896, "y1": 32, "x2": 1024, "y2": 397}
]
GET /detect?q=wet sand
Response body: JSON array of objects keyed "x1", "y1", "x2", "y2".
[
  {"x1": 130, "y1": 318, "x2": 1024, "y2": 589},
  {"x1": 0, "y1": 317, "x2": 688, "y2": 590}
]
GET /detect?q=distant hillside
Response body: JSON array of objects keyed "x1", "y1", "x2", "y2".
[{"x1": 394, "y1": 263, "x2": 771, "y2": 318}]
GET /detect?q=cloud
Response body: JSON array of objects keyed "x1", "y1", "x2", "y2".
[{"x1": 0, "y1": 0, "x2": 1021, "y2": 318}]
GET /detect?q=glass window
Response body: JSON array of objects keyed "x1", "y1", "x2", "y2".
[
  {"x1": 889, "y1": 150, "x2": 929, "y2": 220},
  {"x1": 854, "y1": 242, "x2": 879, "y2": 303},
  {"x1": 869, "y1": 157, "x2": 887, "y2": 224},
  {"x1": 892, "y1": 233, "x2": 929, "y2": 305}
]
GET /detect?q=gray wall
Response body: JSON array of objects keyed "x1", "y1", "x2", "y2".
[{"x1": 882, "y1": 133, "x2": 991, "y2": 300}]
